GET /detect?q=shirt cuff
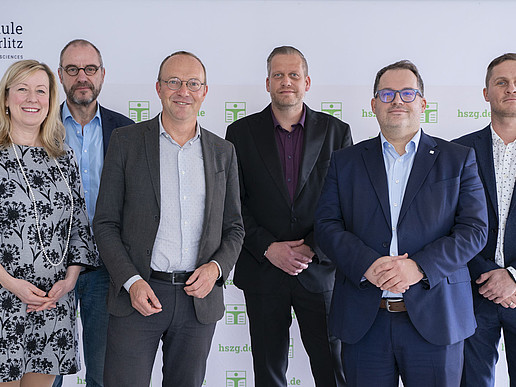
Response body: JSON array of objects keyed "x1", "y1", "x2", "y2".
[
  {"x1": 123, "y1": 274, "x2": 143, "y2": 292},
  {"x1": 210, "y1": 260, "x2": 222, "y2": 280},
  {"x1": 507, "y1": 266, "x2": 516, "y2": 283}
]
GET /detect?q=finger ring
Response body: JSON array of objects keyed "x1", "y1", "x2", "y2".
[{"x1": 510, "y1": 302, "x2": 514, "y2": 307}]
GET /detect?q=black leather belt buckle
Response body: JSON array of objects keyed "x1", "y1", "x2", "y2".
[{"x1": 172, "y1": 271, "x2": 193, "y2": 285}]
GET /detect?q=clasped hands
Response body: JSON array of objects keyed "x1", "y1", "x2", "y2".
[
  {"x1": 476, "y1": 268, "x2": 516, "y2": 309},
  {"x1": 364, "y1": 253, "x2": 423, "y2": 294},
  {"x1": 6, "y1": 276, "x2": 77, "y2": 313},
  {"x1": 264, "y1": 239, "x2": 314, "y2": 276}
]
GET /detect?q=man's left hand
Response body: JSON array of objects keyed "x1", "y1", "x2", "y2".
[
  {"x1": 184, "y1": 262, "x2": 219, "y2": 299},
  {"x1": 477, "y1": 268, "x2": 516, "y2": 303},
  {"x1": 375, "y1": 257, "x2": 423, "y2": 293}
]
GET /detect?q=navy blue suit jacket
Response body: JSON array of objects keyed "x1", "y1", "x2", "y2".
[
  {"x1": 60, "y1": 103, "x2": 134, "y2": 155},
  {"x1": 315, "y1": 131, "x2": 488, "y2": 346},
  {"x1": 454, "y1": 126, "x2": 516, "y2": 297}
]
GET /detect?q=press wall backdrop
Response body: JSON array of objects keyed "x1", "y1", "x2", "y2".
[{"x1": 2, "y1": 0, "x2": 515, "y2": 386}]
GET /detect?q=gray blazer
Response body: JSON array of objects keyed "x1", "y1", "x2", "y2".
[{"x1": 93, "y1": 115, "x2": 244, "y2": 324}]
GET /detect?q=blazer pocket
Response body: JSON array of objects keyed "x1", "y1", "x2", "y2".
[{"x1": 446, "y1": 267, "x2": 471, "y2": 284}]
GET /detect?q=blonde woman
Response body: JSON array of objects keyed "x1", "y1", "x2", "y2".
[{"x1": 0, "y1": 60, "x2": 99, "y2": 387}]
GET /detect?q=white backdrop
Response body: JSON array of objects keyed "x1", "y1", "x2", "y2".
[{"x1": 2, "y1": 1, "x2": 515, "y2": 386}]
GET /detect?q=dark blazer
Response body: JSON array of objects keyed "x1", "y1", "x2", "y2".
[
  {"x1": 60, "y1": 102, "x2": 134, "y2": 155},
  {"x1": 93, "y1": 115, "x2": 245, "y2": 324},
  {"x1": 454, "y1": 126, "x2": 516, "y2": 294},
  {"x1": 225, "y1": 104, "x2": 352, "y2": 294},
  {"x1": 315, "y1": 132, "x2": 488, "y2": 346}
]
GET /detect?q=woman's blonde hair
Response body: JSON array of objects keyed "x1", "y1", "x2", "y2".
[{"x1": 0, "y1": 59, "x2": 65, "y2": 158}]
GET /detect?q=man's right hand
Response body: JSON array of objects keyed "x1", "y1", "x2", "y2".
[
  {"x1": 265, "y1": 239, "x2": 312, "y2": 276},
  {"x1": 129, "y1": 279, "x2": 162, "y2": 316}
]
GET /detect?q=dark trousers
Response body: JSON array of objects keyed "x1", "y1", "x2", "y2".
[
  {"x1": 244, "y1": 276, "x2": 345, "y2": 387},
  {"x1": 103, "y1": 278, "x2": 215, "y2": 387},
  {"x1": 342, "y1": 309, "x2": 463, "y2": 387},
  {"x1": 462, "y1": 297, "x2": 516, "y2": 387}
]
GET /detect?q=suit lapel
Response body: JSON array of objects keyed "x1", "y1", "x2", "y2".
[
  {"x1": 199, "y1": 128, "x2": 215, "y2": 255},
  {"x1": 99, "y1": 105, "x2": 113, "y2": 156},
  {"x1": 473, "y1": 126, "x2": 498, "y2": 217},
  {"x1": 294, "y1": 107, "x2": 325, "y2": 201},
  {"x1": 144, "y1": 116, "x2": 161, "y2": 207},
  {"x1": 362, "y1": 136, "x2": 391, "y2": 225},
  {"x1": 251, "y1": 107, "x2": 291, "y2": 205},
  {"x1": 398, "y1": 131, "x2": 438, "y2": 225}
]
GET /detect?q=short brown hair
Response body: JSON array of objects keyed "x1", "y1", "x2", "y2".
[
  {"x1": 373, "y1": 60, "x2": 424, "y2": 96},
  {"x1": 266, "y1": 46, "x2": 308, "y2": 77},
  {"x1": 485, "y1": 53, "x2": 516, "y2": 87},
  {"x1": 157, "y1": 51, "x2": 207, "y2": 84},
  {"x1": 60, "y1": 39, "x2": 103, "y2": 67}
]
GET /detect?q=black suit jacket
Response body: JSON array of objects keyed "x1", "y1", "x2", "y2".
[
  {"x1": 60, "y1": 102, "x2": 134, "y2": 155},
  {"x1": 226, "y1": 104, "x2": 352, "y2": 294},
  {"x1": 454, "y1": 126, "x2": 516, "y2": 293}
]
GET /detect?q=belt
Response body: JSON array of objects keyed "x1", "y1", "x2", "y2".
[
  {"x1": 380, "y1": 299, "x2": 407, "y2": 313},
  {"x1": 150, "y1": 270, "x2": 194, "y2": 285}
]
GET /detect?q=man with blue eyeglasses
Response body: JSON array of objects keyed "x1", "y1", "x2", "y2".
[
  {"x1": 315, "y1": 60, "x2": 488, "y2": 387},
  {"x1": 53, "y1": 39, "x2": 134, "y2": 387}
]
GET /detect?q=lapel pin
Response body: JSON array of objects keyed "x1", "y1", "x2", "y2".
[{"x1": 429, "y1": 150, "x2": 435, "y2": 154}]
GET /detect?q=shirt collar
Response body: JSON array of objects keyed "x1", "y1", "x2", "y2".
[
  {"x1": 380, "y1": 128, "x2": 421, "y2": 155},
  {"x1": 158, "y1": 113, "x2": 201, "y2": 144},
  {"x1": 490, "y1": 125, "x2": 512, "y2": 146},
  {"x1": 271, "y1": 103, "x2": 306, "y2": 130},
  {"x1": 62, "y1": 101, "x2": 102, "y2": 126}
]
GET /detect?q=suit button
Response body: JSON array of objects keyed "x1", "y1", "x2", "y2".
[
  {"x1": 491, "y1": 228, "x2": 497, "y2": 234},
  {"x1": 382, "y1": 242, "x2": 388, "y2": 248},
  {"x1": 154, "y1": 215, "x2": 159, "y2": 222},
  {"x1": 146, "y1": 249, "x2": 151, "y2": 255},
  {"x1": 291, "y1": 217, "x2": 298, "y2": 223}
]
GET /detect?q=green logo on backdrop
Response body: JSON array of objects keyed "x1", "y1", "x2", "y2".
[
  {"x1": 226, "y1": 304, "x2": 246, "y2": 325},
  {"x1": 129, "y1": 101, "x2": 150, "y2": 123},
  {"x1": 421, "y1": 102, "x2": 438, "y2": 124},
  {"x1": 226, "y1": 371, "x2": 246, "y2": 387},
  {"x1": 321, "y1": 102, "x2": 342, "y2": 120},
  {"x1": 225, "y1": 102, "x2": 246, "y2": 123},
  {"x1": 288, "y1": 338, "x2": 294, "y2": 358}
]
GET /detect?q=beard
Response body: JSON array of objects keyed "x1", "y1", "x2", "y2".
[
  {"x1": 65, "y1": 81, "x2": 102, "y2": 106},
  {"x1": 270, "y1": 90, "x2": 303, "y2": 111}
]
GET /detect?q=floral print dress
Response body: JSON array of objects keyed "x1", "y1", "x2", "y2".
[{"x1": 0, "y1": 144, "x2": 99, "y2": 382}]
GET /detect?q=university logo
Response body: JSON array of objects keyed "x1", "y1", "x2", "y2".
[
  {"x1": 288, "y1": 338, "x2": 294, "y2": 358},
  {"x1": 0, "y1": 21, "x2": 24, "y2": 60},
  {"x1": 225, "y1": 304, "x2": 246, "y2": 325},
  {"x1": 421, "y1": 102, "x2": 438, "y2": 124},
  {"x1": 321, "y1": 102, "x2": 342, "y2": 120},
  {"x1": 225, "y1": 102, "x2": 246, "y2": 123},
  {"x1": 129, "y1": 101, "x2": 150, "y2": 123},
  {"x1": 226, "y1": 371, "x2": 246, "y2": 387}
]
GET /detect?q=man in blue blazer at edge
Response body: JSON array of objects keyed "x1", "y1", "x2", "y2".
[
  {"x1": 454, "y1": 53, "x2": 516, "y2": 387},
  {"x1": 315, "y1": 60, "x2": 488, "y2": 387}
]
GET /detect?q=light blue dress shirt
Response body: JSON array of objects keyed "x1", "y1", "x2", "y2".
[
  {"x1": 62, "y1": 102, "x2": 103, "y2": 223},
  {"x1": 380, "y1": 129, "x2": 421, "y2": 298}
]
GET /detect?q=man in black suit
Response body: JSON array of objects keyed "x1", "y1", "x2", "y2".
[
  {"x1": 53, "y1": 39, "x2": 133, "y2": 387},
  {"x1": 225, "y1": 45, "x2": 352, "y2": 387}
]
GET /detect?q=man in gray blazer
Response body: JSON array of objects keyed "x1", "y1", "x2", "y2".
[{"x1": 93, "y1": 51, "x2": 244, "y2": 387}]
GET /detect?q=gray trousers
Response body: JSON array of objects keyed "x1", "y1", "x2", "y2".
[{"x1": 103, "y1": 278, "x2": 216, "y2": 387}]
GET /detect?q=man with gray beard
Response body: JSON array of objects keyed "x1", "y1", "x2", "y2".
[{"x1": 52, "y1": 39, "x2": 133, "y2": 387}]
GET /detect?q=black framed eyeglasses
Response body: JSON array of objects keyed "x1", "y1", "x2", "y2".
[
  {"x1": 60, "y1": 65, "x2": 102, "y2": 76},
  {"x1": 161, "y1": 77, "x2": 205, "y2": 92},
  {"x1": 375, "y1": 88, "x2": 422, "y2": 103}
]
